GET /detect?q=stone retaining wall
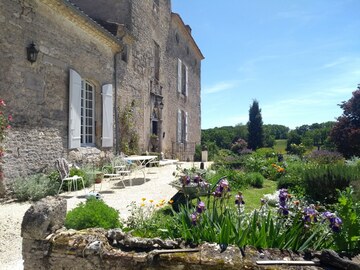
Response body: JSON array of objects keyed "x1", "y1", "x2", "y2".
[{"x1": 23, "y1": 197, "x2": 356, "y2": 270}]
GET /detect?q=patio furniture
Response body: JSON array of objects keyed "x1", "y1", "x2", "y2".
[
  {"x1": 55, "y1": 158, "x2": 86, "y2": 195},
  {"x1": 123, "y1": 155, "x2": 157, "y2": 185},
  {"x1": 103, "y1": 156, "x2": 131, "y2": 188}
]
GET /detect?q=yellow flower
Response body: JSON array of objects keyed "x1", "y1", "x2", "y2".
[
  {"x1": 149, "y1": 199, "x2": 154, "y2": 203},
  {"x1": 168, "y1": 200, "x2": 174, "y2": 204},
  {"x1": 141, "y1": 198, "x2": 146, "y2": 201},
  {"x1": 140, "y1": 203, "x2": 145, "y2": 207}
]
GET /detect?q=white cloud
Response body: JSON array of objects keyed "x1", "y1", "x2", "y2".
[{"x1": 203, "y1": 81, "x2": 237, "y2": 94}]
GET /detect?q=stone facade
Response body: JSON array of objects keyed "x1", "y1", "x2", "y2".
[{"x1": 0, "y1": 0, "x2": 203, "y2": 187}]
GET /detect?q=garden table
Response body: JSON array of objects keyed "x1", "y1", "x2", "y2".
[{"x1": 124, "y1": 155, "x2": 158, "y2": 185}]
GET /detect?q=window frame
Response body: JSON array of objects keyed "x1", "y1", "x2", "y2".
[{"x1": 80, "y1": 80, "x2": 95, "y2": 146}]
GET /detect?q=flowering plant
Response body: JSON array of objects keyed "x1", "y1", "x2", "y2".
[
  {"x1": 170, "y1": 166, "x2": 210, "y2": 195},
  {"x1": 0, "y1": 99, "x2": 11, "y2": 142}
]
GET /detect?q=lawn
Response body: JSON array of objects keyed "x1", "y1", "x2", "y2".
[
  {"x1": 274, "y1": 139, "x2": 287, "y2": 153},
  {"x1": 242, "y1": 179, "x2": 277, "y2": 212}
]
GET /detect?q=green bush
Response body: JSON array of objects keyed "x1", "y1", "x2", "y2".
[
  {"x1": 65, "y1": 198, "x2": 121, "y2": 230},
  {"x1": 333, "y1": 187, "x2": 360, "y2": 257},
  {"x1": 10, "y1": 173, "x2": 59, "y2": 201},
  {"x1": 303, "y1": 164, "x2": 359, "y2": 204},
  {"x1": 245, "y1": 172, "x2": 264, "y2": 188}
]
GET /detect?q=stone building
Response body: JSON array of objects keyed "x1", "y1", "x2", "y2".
[{"x1": 0, "y1": 0, "x2": 203, "y2": 186}]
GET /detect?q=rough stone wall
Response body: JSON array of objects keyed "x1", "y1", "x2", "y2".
[
  {"x1": 72, "y1": 0, "x2": 202, "y2": 159},
  {"x1": 0, "y1": 0, "x2": 115, "y2": 184},
  {"x1": 164, "y1": 14, "x2": 203, "y2": 160},
  {"x1": 0, "y1": 0, "x2": 203, "y2": 188}
]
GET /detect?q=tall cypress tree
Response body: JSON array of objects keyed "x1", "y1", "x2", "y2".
[{"x1": 247, "y1": 100, "x2": 264, "y2": 150}]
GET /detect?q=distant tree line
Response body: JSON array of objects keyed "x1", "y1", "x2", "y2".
[{"x1": 200, "y1": 86, "x2": 360, "y2": 160}]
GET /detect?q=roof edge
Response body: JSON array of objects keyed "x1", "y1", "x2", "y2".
[{"x1": 171, "y1": 13, "x2": 204, "y2": 60}]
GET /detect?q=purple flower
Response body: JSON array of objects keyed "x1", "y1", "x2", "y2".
[
  {"x1": 213, "y1": 178, "x2": 230, "y2": 198},
  {"x1": 235, "y1": 192, "x2": 245, "y2": 205},
  {"x1": 193, "y1": 175, "x2": 201, "y2": 183},
  {"x1": 303, "y1": 205, "x2": 318, "y2": 223},
  {"x1": 197, "y1": 201, "x2": 206, "y2": 213},
  {"x1": 278, "y1": 189, "x2": 290, "y2": 215},
  {"x1": 322, "y1": 211, "x2": 342, "y2": 233},
  {"x1": 190, "y1": 213, "x2": 198, "y2": 225}
]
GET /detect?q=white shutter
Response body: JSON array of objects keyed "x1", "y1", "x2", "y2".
[
  {"x1": 185, "y1": 65, "x2": 188, "y2": 96},
  {"x1": 102, "y1": 84, "x2": 113, "y2": 147},
  {"x1": 177, "y1": 58, "x2": 182, "y2": 93},
  {"x1": 185, "y1": 111, "x2": 188, "y2": 142},
  {"x1": 68, "y1": 69, "x2": 81, "y2": 149},
  {"x1": 177, "y1": 109, "x2": 182, "y2": 142}
]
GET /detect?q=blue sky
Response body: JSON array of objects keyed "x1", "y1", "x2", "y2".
[{"x1": 172, "y1": 0, "x2": 360, "y2": 130}]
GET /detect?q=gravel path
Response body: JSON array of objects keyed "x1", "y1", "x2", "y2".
[{"x1": 0, "y1": 162, "x2": 200, "y2": 269}]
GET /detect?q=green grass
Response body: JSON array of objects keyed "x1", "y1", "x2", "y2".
[
  {"x1": 242, "y1": 179, "x2": 277, "y2": 212},
  {"x1": 274, "y1": 139, "x2": 287, "y2": 153}
]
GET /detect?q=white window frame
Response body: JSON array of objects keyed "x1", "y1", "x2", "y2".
[
  {"x1": 81, "y1": 80, "x2": 95, "y2": 146},
  {"x1": 177, "y1": 58, "x2": 188, "y2": 96},
  {"x1": 68, "y1": 69, "x2": 113, "y2": 149},
  {"x1": 177, "y1": 109, "x2": 188, "y2": 143}
]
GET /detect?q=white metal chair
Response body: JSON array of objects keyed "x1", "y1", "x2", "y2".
[
  {"x1": 55, "y1": 158, "x2": 86, "y2": 195},
  {"x1": 103, "y1": 156, "x2": 131, "y2": 188}
]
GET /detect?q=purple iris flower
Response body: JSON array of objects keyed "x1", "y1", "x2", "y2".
[
  {"x1": 235, "y1": 193, "x2": 245, "y2": 205},
  {"x1": 190, "y1": 213, "x2": 198, "y2": 225},
  {"x1": 197, "y1": 201, "x2": 206, "y2": 213}
]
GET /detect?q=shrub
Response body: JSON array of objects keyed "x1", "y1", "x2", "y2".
[
  {"x1": 231, "y1": 138, "x2": 248, "y2": 154},
  {"x1": 333, "y1": 187, "x2": 360, "y2": 257},
  {"x1": 65, "y1": 198, "x2": 121, "y2": 230},
  {"x1": 245, "y1": 172, "x2": 264, "y2": 188},
  {"x1": 10, "y1": 173, "x2": 59, "y2": 201},
  {"x1": 303, "y1": 164, "x2": 359, "y2": 204},
  {"x1": 213, "y1": 167, "x2": 248, "y2": 189},
  {"x1": 306, "y1": 150, "x2": 344, "y2": 165},
  {"x1": 255, "y1": 148, "x2": 276, "y2": 158}
]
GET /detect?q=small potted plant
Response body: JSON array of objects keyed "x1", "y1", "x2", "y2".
[{"x1": 94, "y1": 171, "x2": 104, "y2": 184}]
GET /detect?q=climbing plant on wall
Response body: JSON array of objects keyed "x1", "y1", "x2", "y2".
[{"x1": 119, "y1": 102, "x2": 139, "y2": 155}]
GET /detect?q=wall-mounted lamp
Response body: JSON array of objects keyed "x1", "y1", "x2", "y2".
[
  {"x1": 159, "y1": 100, "x2": 164, "y2": 110},
  {"x1": 26, "y1": 42, "x2": 39, "y2": 64}
]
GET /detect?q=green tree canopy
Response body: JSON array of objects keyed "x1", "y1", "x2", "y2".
[
  {"x1": 247, "y1": 100, "x2": 264, "y2": 150},
  {"x1": 330, "y1": 86, "x2": 360, "y2": 158}
]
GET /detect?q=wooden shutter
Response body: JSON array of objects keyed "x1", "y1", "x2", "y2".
[
  {"x1": 185, "y1": 65, "x2": 188, "y2": 96},
  {"x1": 185, "y1": 111, "x2": 188, "y2": 142},
  {"x1": 177, "y1": 109, "x2": 182, "y2": 142},
  {"x1": 68, "y1": 69, "x2": 81, "y2": 149},
  {"x1": 102, "y1": 84, "x2": 113, "y2": 147},
  {"x1": 177, "y1": 59, "x2": 182, "y2": 93}
]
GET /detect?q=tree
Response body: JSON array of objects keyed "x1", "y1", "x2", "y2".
[
  {"x1": 330, "y1": 86, "x2": 360, "y2": 158},
  {"x1": 247, "y1": 100, "x2": 264, "y2": 150}
]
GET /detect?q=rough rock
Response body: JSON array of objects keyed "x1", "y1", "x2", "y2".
[{"x1": 21, "y1": 196, "x2": 66, "y2": 239}]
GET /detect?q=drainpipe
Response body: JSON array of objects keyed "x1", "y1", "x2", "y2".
[{"x1": 114, "y1": 51, "x2": 120, "y2": 155}]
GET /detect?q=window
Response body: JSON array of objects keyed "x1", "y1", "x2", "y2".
[
  {"x1": 153, "y1": 0, "x2": 159, "y2": 13},
  {"x1": 177, "y1": 109, "x2": 188, "y2": 143},
  {"x1": 154, "y1": 41, "x2": 160, "y2": 81},
  {"x1": 81, "y1": 80, "x2": 95, "y2": 145},
  {"x1": 177, "y1": 59, "x2": 188, "y2": 96},
  {"x1": 69, "y1": 69, "x2": 113, "y2": 149}
]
